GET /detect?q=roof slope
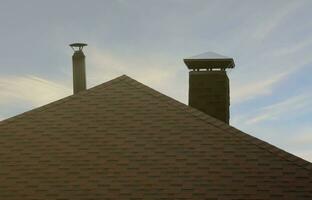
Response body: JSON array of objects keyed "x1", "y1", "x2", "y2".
[{"x1": 0, "y1": 75, "x2": 311, "y2": 199}]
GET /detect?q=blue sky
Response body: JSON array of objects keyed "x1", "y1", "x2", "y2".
[{"x1": 0, "y1": 0, "x2": 311, "y2": 161}]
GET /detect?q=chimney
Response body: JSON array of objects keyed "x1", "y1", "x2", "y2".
[
  {"x1": 184, "y1": 52, "x2": 235, "y2": 124},
  {"x1": 70, "y1": 43, "x2": 87, "y2": 94}
]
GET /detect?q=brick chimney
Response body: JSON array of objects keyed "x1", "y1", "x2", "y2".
[
  {"x1": 184, "y1": 52, "x2": 235, "y2": 124},
  {"x1": 70, "y1": 43, "x2": 87, "y2": 94}
]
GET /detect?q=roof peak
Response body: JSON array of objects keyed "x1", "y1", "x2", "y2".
[{"x1": 1, "y1": 74, "x2": 311, "y2": 172}]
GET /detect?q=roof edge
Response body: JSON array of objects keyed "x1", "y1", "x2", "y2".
[
  {"x1": 0, "y1": 75, "x2": 128, "y2": 126},
  {"x1": 120, "y1": 76, "x2": 312, "y2": 171},
  {"x1": 1, "y1": 74, "x2": 311, "y2": 171}
]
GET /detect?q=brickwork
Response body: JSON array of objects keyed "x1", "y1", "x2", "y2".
[{"x1": 189, "y1": 71, "x2": 229, "y2": 123}]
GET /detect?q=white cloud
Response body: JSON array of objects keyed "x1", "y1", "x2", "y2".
[
  {"x1": 88, "y1": 47, "x2": 176, "y2": 85},
  {"x1": 242, "y1": 93, "x2": 312, "y2": 125},
  {"x1": 223, "y1": 1, "x2": 312, "y2": 106},
  {"x1": 0, "y1": 47, "x2": 187, "y2": 121},
  {"x1": 231, "y1": 37, "x2": 312, "y2": 105},
  {"x1": 288, "y1": 127, "x2": 312, "y2": 146},
  {"x1": 87, "y1": 47, "x2": 188, "y2": 103},
  {"x1": 271, "y1": 36, "x2": 312, "y2": 57},
  {"x1": 231, "y1": 70, "x2": 291, "y2": 104},
  {"x1": 251, "y1": 1, "x2": 305, "y2": 40},
  {"x1": 285, "y1": 127, "x2": 312, "y2": 162},
  {"x1": 0, "y1": 75, "x2": 71, "y2": 107},
  {"x1": 232, "y1": 111, "x2": 312, "y2": 162}
]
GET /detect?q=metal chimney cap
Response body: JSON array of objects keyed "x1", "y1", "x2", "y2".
[
  {"x1": 70, "y1": 43, "x2": 88, "y2": 51},
  {"x1": 184, "y1": 51, "x2": 235, "y2": 70}
]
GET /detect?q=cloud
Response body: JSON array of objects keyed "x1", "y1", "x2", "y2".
[
  {"x1": 231, "y1": 36, "x2": 312, "y2": 105},
  {"x1": 244, "y1": 93, "x2": 312, "y2": 125},
  {"x1": 292, "y1": 134, "x2": 312, "y2": 146},
  {"x1": 271, "y1": 36, "x2": 312, "y2": 57},
  {"x1": 232, "y1": 105, "x2": 312, "y2": 162},
  {"x1": 0, "y1": 75, "x2": 71, "y2": 108},
  {"x1": 285, "y1": 127, "x2": 312, "y2": 161},
  {"x1": 87, "y1": 47, "x2": 188, "y2": 102},
  {"x1": 251, "y1": 1, "x2": 305, "y2": 41},
  {"x1": 88, "y1": 47, "x2": 176, "y2": 84},
  {"x1": 231, "y1": 70, "x2": 291, "y2": 104},
  {"x1": 224, "y1": 1, "x2": 312, "y2": 106},
  {"x1": 0, "y1": 47, "x2": 187, "y2": 121}
]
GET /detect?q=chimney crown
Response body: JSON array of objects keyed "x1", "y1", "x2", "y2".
[{"x1": 184, "y1": 51, "x2": 235, "y2": 70}]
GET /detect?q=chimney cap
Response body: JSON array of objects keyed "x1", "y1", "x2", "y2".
[
  {"x1": 70, "y1": 43, "x2": 88, "y2": 51},
  {"x1": 184, "y1": 51, "x2": 235, "y2": 70}
]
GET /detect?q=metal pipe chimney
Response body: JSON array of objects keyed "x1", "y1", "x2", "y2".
[{"x1": 70, "y1": 43, "x2": 87, "y2": 94}]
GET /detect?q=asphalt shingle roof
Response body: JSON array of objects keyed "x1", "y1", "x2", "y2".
[{"x1": 0, "y1": 75, "x2": 311, "y2": 199}]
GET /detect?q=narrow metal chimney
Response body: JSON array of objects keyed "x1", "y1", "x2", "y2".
[
  {"x1": 184, "y1": 52, "x2": 235, "y2": 124},
  {"x1": 70, "y1": 43, "x2": 87, "y2": 94}
]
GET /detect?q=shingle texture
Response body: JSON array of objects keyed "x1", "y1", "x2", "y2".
[{"x1": 0, "y1": 75, "x2": 311, "y2": 199}]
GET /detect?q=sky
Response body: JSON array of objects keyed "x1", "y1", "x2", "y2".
[{"x1": 0, "y1": 0, "x2": 311, "y2": 161}]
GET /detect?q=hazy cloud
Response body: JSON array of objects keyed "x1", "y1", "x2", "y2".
[
  {"x1": 0, "y1": 75, "x2": 71, "y2": 107},
  {"x1": 87, "y1": 47, "x2": 187, "y2": 102},
  {"x1": 251, "y1": 1, "x2": 304, "y2": 40},
  {"x1": 0, "y1": 0, "x2": 311, "y2": 161},
  {"x1": 231, "y1": 70, "x2": 291, "y2": 104},
  {"x1": 241, "y1": 93, "x2": 312, "y2": 125}
]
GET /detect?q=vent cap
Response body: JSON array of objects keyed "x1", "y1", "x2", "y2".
[{"x1": 184, "y1": 51, "x2": 235, "y2": 70}]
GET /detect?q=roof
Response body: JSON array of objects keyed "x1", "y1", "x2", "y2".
[
  {"x1": 0, "y1": 75, "x2": 311, "y2": 199},
  {"x1": 184, "y1": 51, "x2": 235, "y2": 69}
]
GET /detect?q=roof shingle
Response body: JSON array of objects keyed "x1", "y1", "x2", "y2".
[{"x1": 0, "y1": 75, "x2": 311, "y2": 199}]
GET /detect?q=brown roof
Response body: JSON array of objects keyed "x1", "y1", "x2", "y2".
[{"x1": 0, "y1": 75, "x2": 311, "y2": 199}]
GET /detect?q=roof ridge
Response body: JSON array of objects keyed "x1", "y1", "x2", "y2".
[
  {"x1": 120, "y1": 75, "x2": 312, "y2": 171},
  {"x1": 0, "y1": 75, "x2": 127, "y2": 126},
  {"x1": 1, "y1": 74, "x2": 311, "y2": 171}
]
